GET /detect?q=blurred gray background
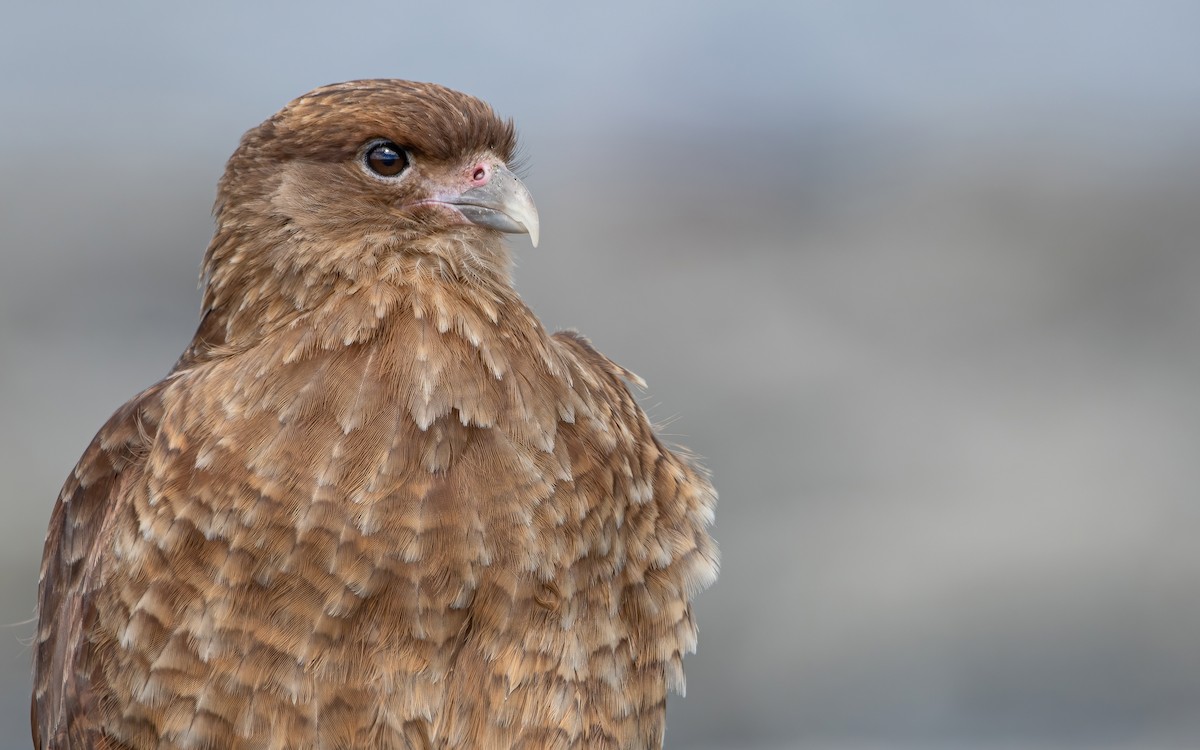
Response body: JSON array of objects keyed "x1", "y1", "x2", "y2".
[{"x1": 3, "y1": 1, "x2": 1200, "y2": 748}]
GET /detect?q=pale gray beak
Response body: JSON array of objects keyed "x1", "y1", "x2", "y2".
[{"x1": 444, "y1": 164, "x2": 540, "y2": 247}]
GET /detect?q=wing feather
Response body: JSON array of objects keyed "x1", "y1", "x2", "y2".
[{"x1": 32, "y1": 384, "x2": 167, "y2": 750}]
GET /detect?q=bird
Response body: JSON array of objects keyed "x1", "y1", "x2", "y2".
[{"x1": 32, "y1": 79, "x2": 718, "y2": 750}]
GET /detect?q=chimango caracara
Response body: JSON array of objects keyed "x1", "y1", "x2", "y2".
[{"x1": 32, "y1": 81, "x2": 718, "y2": 749}]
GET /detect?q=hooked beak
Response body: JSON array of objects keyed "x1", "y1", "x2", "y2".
[{"x1": 439, "y1": 164, "x2": 540, "y2": 247}]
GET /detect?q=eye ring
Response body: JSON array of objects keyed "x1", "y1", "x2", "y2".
[{"x1": 363, "y1": 140, "x2": 410, "y2": 178}]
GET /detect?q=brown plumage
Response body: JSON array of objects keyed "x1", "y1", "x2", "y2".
[{"x1": 32, "y1": 80, "x2": 718, "y2": 750}]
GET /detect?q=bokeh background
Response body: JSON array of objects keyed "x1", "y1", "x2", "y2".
[{"x1": 3, "y1": 2, "x2": 1200, "y2": 748}]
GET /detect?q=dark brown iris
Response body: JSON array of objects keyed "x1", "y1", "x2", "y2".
[{"x1": 365, "y1": 141, "x2": 409, "y2": 176}]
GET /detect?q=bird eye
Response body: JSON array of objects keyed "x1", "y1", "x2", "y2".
[{"x1": 364, "y1": 141, "x2": 409, "y2": 177}]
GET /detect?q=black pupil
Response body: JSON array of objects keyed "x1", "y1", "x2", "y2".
[{"x1": 368, "y1": 143, "x2": 405, "y2": 175}]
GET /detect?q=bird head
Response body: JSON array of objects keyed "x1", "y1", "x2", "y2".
[{"x1": 199, "y1": 80, "x2": 537, "y2": 343}]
